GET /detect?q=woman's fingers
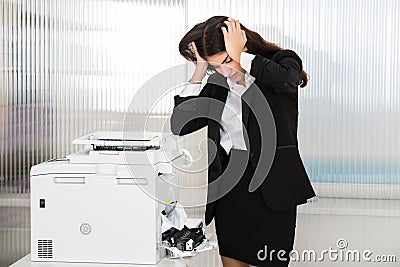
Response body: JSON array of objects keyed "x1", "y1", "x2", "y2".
[
  {"x1": 226, "y1": 17, "x2": 235, "y2": 29},
  {"x1": 224, "y1": 19, "x2": 232, "y2": 33},
  {"x1": 192, "y1": 41, "x2": 201, "y2": 59},
  {"x1": 225, "y1": 18, "x2": 242, "y2": 34},
  {"x1": 191, "y1": 41, "x2": 198, "y2": 54},
  {"x1": 224, "y1": 20, "x2": 233, "y2": 34},
  {"x1": 227, "y1": 17, "x2": 241, "y2": 31},
  {"x1": 221, "y1": 26, "x2": 228, "y2": 36},
  {"x1": 191, "y1": 41, "x2": 207, "y2": 63},
  {"x1": 232, "y1": 18, "x2": 240, "y2": 30},
  {"x1": 236, "y1": 20, "x2": 241, "y2": 30}
]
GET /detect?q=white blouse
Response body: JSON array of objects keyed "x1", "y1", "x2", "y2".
[{"x1": 178, "y1": 52, "x2": 257, "y2": 155}]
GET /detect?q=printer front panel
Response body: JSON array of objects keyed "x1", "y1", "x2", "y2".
[{"x1": 31, "y1": 166, "x2": 162, "y2": 264}]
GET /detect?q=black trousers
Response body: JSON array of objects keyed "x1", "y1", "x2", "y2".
[{"x1": 214, "y1": 148, "x2": 297, "y2": 267}]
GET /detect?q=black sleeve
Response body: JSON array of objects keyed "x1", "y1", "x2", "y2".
[
  {"x1": 249, "y1": 49, "x2": 303, "y2": 94},
  {"x1": 170, "y1": 81, "x2": 212, "y2": 136}
]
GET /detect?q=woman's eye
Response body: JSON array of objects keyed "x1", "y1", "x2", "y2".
[{"x1": 225, "y1": 58, "x2": 233, "y2": 63}]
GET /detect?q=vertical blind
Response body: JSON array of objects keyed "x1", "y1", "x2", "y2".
[
  {"x1": 1, "y1": 0, "x2": 187, "y2": 266},
  {"x1": 1, "y1": 0, "x2": 186, "y2": 195},
  {"x1": 1, "y1": 0, "x2": 399, "y2": 266}
]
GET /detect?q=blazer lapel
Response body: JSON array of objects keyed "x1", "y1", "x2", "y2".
[
  {"x1": 208, "y1": 75, "x2": 229, "y2": 128},
  {"x1": 241, "y1": 83, "x2": 253, "y2": 129},
  {"x1": 208, "y1": 74, "x2": 254, "y2": 132}
]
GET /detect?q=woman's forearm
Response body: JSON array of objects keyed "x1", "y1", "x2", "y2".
[{"x1": 190, "y1": 62, "x2": 208, "y2": 82}]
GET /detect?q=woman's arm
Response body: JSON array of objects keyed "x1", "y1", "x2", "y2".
[
  {"x1": 170, "y1": 81, "x2": 212, "y2": 136},
  {"x1": 171, "y1": 40, "x2": 210, "y2": 136},
  {"x1": 241, "y1": 49, "x2": 303, "y2": 94}
]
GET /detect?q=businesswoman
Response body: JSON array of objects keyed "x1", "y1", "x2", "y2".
[{"x1": 170, "y1": 16, "x2": 316, "y2": 267}]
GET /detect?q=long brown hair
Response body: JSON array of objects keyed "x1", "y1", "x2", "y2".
[{"x1": 179, "y1": 15, "x2": 309, "y2": 88}]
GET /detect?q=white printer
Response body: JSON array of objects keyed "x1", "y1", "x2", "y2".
[{"x1": 30, "y1": 131, "x2": 187, "y2": 265}]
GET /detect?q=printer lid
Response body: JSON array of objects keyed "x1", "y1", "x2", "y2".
[{"x1": 73, "y1": 131, "x2": 163, "y2": 151}]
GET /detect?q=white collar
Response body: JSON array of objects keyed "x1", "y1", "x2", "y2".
[{"x1": 226, "y1": 71, "x2": 255, "y2": 93}]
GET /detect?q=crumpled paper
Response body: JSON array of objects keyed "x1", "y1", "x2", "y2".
[{"x1": 161, "y1": 201, "x2": 187, "y2": 233}]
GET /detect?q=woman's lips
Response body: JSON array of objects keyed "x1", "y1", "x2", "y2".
[{"x1": 229, "y1": 72, "x2": 237, "y2": 78}]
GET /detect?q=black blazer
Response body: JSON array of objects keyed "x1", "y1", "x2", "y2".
[{"x1": 170, "y1": 49, "x2": 316, "y2": 226}]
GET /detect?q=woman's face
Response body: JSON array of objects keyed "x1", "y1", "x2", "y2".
[{"x1": 206, "y1": 51, "x2": 246, "y2": 82}]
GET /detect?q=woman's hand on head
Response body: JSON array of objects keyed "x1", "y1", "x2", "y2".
[
  {"x1": 221, "y1": 17, "x2": 247, "y2": 63},
  {"x1": 190, "y1": 41, "x2": 208, "y2": 81},
  {"x1": 191, "y1": 41, "x2": 208, "y2": 72},
  {"x1": 191, "y1": 41, "x2": 206, "y2": 63}
]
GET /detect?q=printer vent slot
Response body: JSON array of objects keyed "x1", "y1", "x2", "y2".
[{"x1": 38, "y1": 239, "x2": 53, "y2": 259}]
